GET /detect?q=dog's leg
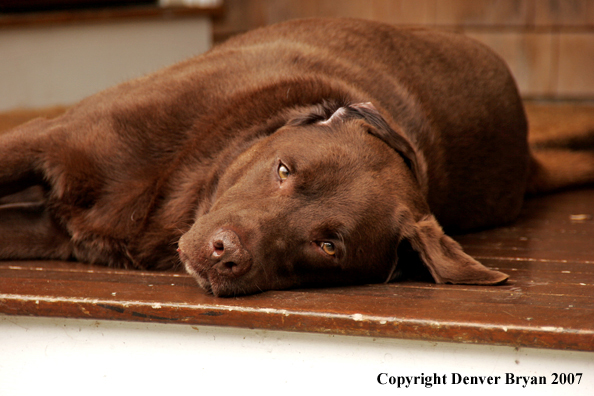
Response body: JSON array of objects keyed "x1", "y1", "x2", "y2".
[
  {"x1": 0, "y1": 200, "x2": 72, "y2": 260},
  {"x1": 527, "y1": 150, "x2": 594, "y2": 194},
  {"x1": 0, "y1": 118, "x2": 50, "y2": 198},
  {"x1": 0, "y1": 118, "x2": 74, "y2": 260},
  {"x1": 527, "y1": 131, "x2": 594, "y2": 194}
]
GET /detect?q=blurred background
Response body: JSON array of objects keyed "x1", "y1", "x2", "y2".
[{"x1": 1, "y1": 0, "x2": 593, "y2": 112}]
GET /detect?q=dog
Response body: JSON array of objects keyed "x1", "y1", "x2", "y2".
[{"x1": 1, "y1": 18, "x2": 593, "y2": 297}]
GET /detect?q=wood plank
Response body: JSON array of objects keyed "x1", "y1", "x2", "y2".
[
  {"x1": 2, "y1": 274, "x2": 592, "y2": 351},
  {"x1": 455, "y1": 189, "x2": 594, "y2": 262},
  {"x1": 0, "y1": 4, "x2": 224, "y2": 28},
  {"x1": 0, "y1": 262, "x2": 190, "y2": 286},
  {"x1": 2, "y1": 262, "x2": 592, "y2": 305},
  {"x1": 2, "y1": 260, "x2": 592, "y2": 296}
]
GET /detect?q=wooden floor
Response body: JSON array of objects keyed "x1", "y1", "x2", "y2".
[{"x1": 1, "y1": 103, "x2": 593, "y2": 352}]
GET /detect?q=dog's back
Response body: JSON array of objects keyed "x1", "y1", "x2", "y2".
[{"x1": 207, "y1": 18, "x2": 531, "y2": 230}]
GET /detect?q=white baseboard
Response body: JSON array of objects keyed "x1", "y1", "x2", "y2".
[{"x1": 1, "y1": 315, "x2": 592, "y2": 395}]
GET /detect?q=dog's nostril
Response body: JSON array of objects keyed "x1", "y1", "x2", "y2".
[
  {"x1": 212, "y1": 240, "x2": 225, "y2": 257},
  {"x1": 217, "y1": 259, "x2": 250, "y2": 277}
]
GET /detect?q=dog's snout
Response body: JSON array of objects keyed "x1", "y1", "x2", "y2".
[{"x1": 209, "y1": 229, "x2": 252, "y2": 277}]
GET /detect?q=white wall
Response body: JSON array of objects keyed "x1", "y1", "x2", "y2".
[
  {"x1": 1, "y1": 315, "x2": 592, "y2": 396},
  {"x1": 0, "y1": 17, "x2": 211, "y2": 111}
]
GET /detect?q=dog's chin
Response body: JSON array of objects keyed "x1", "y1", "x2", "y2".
[
  {"x1": 194, "y1": 273, "x2": 215, "y2": 295},
  {"x1": 182, "y1": 261, "x2": 215, "y2": 294},
  {"x1": 182, "y1": 262, "x2": 241, "y2": 297}
]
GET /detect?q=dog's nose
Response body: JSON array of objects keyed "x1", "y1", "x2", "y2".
[{"x1": 209, "y1": 229, "x2": 252, "y2": 277}]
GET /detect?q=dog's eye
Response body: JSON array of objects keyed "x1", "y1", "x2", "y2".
[
  {"x1": 319, "y1": 241, "x2": 336, "y2": 256},
  {"x1": 278, "y1": 163, "x2": 290, "y2": 180}
]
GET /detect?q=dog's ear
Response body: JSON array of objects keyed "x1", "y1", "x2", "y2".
[
  {"x1": 341, "y1": 102, "x2": 427, "y2": 193},
  {"x1": 288, "y1": 101, "x2": 427, "y2": 190},
  {"x1": 388, "y1": 211, "x2": 509, "y2": 285}
]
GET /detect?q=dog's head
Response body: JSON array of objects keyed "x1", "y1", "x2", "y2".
[{"x1": 178, "y1": 102, "x2": 508, "y2": 296}]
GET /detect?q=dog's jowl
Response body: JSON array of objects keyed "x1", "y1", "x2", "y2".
[{"x1": 2, "y1": 18, "x2": 593, "y2": 296}]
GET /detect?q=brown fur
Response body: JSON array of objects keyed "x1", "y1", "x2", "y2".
[{"x1": 1, "y1": 18, "x2": 591, "y2": 296}]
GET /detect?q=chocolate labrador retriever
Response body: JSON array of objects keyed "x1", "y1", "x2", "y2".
[{"x1": 1, "y1": 18, "x2": 593, "y2": 296}]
